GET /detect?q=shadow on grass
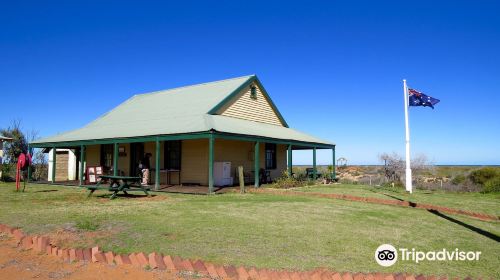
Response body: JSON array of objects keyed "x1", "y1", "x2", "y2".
[
  {"x1": 155, "y1": 186, "x2": 227, "y2": 195},
  {"x1": 428, "y1": 209, "x2": 500, "y2": 243},
  {"x1": 94, "y1": 193, "x2": 157, "y2": 199},
  {"x1": 369, "y1": 189, "x2": 408, "y2": 202},
  {"x1": 31, "y1": 189, "x2": 58, "y2": 193}
]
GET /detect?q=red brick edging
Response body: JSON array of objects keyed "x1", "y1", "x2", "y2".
[
  {"x1": 247, "y1": 189, "x2": 500, "y2": 222},
  {"x1": 0, "y1": 223, "x2": 480, "y2": 280}
]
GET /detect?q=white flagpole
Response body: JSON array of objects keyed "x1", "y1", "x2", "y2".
[{"x1": 403, "y1": 79, "x2": 413, "y2": 193}]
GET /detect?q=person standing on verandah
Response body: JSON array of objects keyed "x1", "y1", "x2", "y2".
[{"x1": 140, "y1": 153, "x2": 152, "y2": 186}]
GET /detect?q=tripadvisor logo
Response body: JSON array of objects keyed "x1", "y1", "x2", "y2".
[
  {"x1": 375, "y1": 244, "x2": 481, "y2": 267},
  {"x1": 375, "y1": 244, "x2": 398, "y2": 267}
]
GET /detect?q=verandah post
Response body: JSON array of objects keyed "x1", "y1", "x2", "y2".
[
  {"x1": 155, "y1": 138, "x2": 160, "y2": 191},
  {"x1": 27, "y1": 144, "x2": 31, "y2": 183},
  {"x1": 254, "y1": 142, "x2": 260, "y2": 187},
  {"x1": 312, "y1": 147, "x2": 317, "y2": 180},
  {"x1": 332, "y1": 146, "x2": 336, "y2": 180},
  {"x1": 113, "y1": 143, "x2": 118, "y2": 176},
  {"x1": 51, "y1": 147, "x2": 56, "y2": 183},
  {"x1": 208, "y1": 133, "x2": 214, "y2": 194},
  {"x1": 79, "y1": 145, "x2": 86, "y2": 186},
  {"x1": 287, "y1": 144, "x2": 292, "y2": 177}
]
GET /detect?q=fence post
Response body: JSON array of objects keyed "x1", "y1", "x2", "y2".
[{"x1": 238, "y1": 166, "x2": 245, "y2": 193}]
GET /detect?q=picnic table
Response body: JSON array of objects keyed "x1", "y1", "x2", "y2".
[{"x1": 85, "y1": 175, "x2": 150, "y2": 199}]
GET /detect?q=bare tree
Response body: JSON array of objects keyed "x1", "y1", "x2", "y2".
[
  {"x1": 25, "y1": 128, "x2": 48, "y2": 181},
  {"x1": 379, "y1": 152, "x2": 431, "y2": 183},
  {"x1": 411, "y1": 154, "x2": 431, "y2": 172},
  {"x1": 379, "y1": 152, "x2": 404, "y2": 182},
  {"x1": 25, "y1": 129, "x2": 44, "y2": 163}
]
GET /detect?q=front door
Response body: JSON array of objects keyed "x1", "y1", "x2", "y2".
[{"x1": 130, "y1": 143, "x2": 144, "y2": 177}]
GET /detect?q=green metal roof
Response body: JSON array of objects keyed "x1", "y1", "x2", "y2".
[{"x1": 31, "y1": 75, "x2": 334, "y2": 146}]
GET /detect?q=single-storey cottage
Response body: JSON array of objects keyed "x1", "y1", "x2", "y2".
[{"x1": 30, "y1": 75, "x2": 335, "y2": 193}]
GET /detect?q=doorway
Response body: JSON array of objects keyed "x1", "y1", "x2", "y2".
[{"x1": 130, "y1": 143, "x2": 144, "y2": 177}]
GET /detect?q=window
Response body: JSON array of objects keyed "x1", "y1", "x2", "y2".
[
  {"x1": 100, "y1": 144, "x2": 114, "y2": 173},
  {"x1": 265, "y1": 143, "x2": 277, "y2": 169},
  {"x1": 164, "y1": 140, "x2": 181, "y2": 170},
  {"x1": 250, "y1": 85, "x2": 257, "y2": 99}
]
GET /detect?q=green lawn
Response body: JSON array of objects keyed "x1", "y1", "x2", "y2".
[
  {"x1": 292, "y1": 184, "x2": 500, "y2": 216},
  {"x1": 0, "y1": 182, "x2": 499, "y2": 279}
]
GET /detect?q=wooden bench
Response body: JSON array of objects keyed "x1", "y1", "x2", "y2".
[
  {"x1": 85, "y1": 175, "x2": 150, "y2": 199},
  {"x1": 306, "y1": 168, "x2": 322, "y2": 179}
]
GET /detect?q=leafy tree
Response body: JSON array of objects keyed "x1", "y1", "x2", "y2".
[
  {"x1": 1, "y1": 120, "x2": 46, "y2": 181},
  {"x1": 0, "y1": 120, "x2": 28, "y2": 163}
]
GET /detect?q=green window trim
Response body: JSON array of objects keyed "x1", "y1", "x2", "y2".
[
  {"x1": 250, "y1": 85, "x2": 257, "y2": 100},
  {"x1": 265, "y1": 143, "x2": 277, "y2": 170},
  {"x1": 100, "y1": 144, "x2": 114, "y2": 174},
  {"x1": 164, "y1": 140, "x2": 182, "y2": 170}
]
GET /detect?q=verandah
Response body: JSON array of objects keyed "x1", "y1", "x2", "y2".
[{"x1": 30, "y1": 131, "x2": 336, "y2": 194}]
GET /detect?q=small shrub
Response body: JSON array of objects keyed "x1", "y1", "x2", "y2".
[
  {"x1": 272, "y1": 172, "x2": 305, "y2": 189},
  {"x1": 292, "y1": 167, "x2": 307, "y2": 180},
  {"x1": 483, "y1": 177, "x2": 500, "y2": 193},
  {"x1": 32, "y1": 163, "x2": 48, "y2": 181},
  {"x1": 327, "y1": 165, "x2": 334, "y2": 173},
  {"x1": 451, "y1": 174, "x2": 466, "y2": 185},
  {"x1": 0, "y1": 163, "x2": 16, "y2": 182},
  {"x1": 76, "y1": 219, "x2": 99, "y2": 231},
  {"x1": 382, "y1": 181, "x2": 405, "y2": 189},
  {"x1": 469, "y1": 167, "x2": 500, "y2": 185}
]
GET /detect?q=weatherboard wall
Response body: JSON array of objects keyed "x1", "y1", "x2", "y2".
[
  {"x1": 118, "y1": 143, "x2": 131, "y2": 176},
  {"x1": 51, "y1": 139, "x2": 286, "y2": 185},
  {"x1": 218, "y1": 83, "x2": 284, "y2": 126},
  {"x1": 85, "y1": 145, "x2": 100, "y2": 167},
  {"x1": 181, "y1": 139, "x2": 209, "y2": 185},
  {"x1": 213, "y1": 139, "x2": 287, "y2": 184}
]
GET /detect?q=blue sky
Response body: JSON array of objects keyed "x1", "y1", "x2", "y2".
[{"x1": 1, "y1": 0, "x2": 499, "y2": 165}]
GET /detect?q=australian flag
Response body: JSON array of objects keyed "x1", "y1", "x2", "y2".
[{"x1": 408, "y1": 88, "x2": 440, "y2": 109}]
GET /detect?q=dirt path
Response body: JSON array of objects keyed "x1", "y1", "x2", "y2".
[{"x1": 0, "y1": 235, "x2": 180, "y2": 280}]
